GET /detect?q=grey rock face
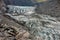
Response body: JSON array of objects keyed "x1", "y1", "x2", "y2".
[
  {"x1": 36, "y1": 0, "x2": 60, "y2": 17},
  {"x1": 0, "y1": 0, "x2": 6, "y2": 15},
  {"x1": 0, "y1": 15, "x2": 31, "y2": 40}
]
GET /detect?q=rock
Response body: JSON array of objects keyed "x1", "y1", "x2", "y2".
[
  {"x1": 0, "y1": 0, "x2": 6, "y2": 15},
  {"x1": 36, "y1": 0, "x2": 60, "y2": 17},
  {"x1": 16, "y1": 31, "x2": 30, "y2": 40},
  {"x1": 0, "y1": 15, "x2": 29, "y2": 40}
]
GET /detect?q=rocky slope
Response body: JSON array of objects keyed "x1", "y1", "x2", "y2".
[
  {"x1": 0, "y1": 15, "x2": 31, "y2": 40},
  {"x1": 35, "y1": 0, "x2": 60, "y2": 17}
]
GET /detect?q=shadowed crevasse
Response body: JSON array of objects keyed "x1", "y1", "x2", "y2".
[{"x1": 3, "y1": 0, "x2": 34, "y2": 6}]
